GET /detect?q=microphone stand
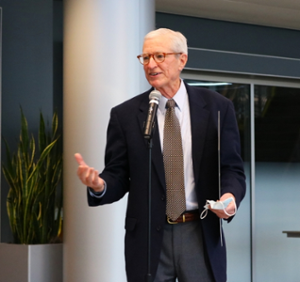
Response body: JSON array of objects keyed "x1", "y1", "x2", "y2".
[
  {"x1": 144, "y1": 120, "x2": 158, "y2": 282},
  {"x1": 218, "y1": 111, "x2": 223, "y2": 247},
  {"x1": 146, "y1": 137, "x2": 153, "y2": 282},
  {"x1": 143, "y1": 90, "x2": 161, "y2": 281}
]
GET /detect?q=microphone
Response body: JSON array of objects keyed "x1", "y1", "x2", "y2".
[{"x1": 143, "y1": 90, "x2": 162, "y2": 139}]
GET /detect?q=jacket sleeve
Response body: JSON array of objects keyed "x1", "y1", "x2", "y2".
[{"x1": 220, "y1": 100, "x2": 246, "y2": 209}]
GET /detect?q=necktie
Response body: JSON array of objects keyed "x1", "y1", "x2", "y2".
[{"x1": 163, "y1": 99, "x2": 186, "y2": 221}]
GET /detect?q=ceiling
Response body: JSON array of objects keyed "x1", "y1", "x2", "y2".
[{"x1": 156, "y1": 0, "x2": 300, "y2": 31}]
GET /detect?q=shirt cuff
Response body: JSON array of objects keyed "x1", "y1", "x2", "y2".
[{"x1": 88, "y1": 181, "x2": 107, "y2": 198}]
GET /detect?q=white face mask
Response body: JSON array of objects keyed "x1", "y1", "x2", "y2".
[{"x1": 200, "y1": 197, "x2": 236, "y2": 219}]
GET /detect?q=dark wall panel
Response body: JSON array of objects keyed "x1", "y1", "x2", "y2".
[
  {"x1": 0, "y1": 0, "x2": 63, "y2": 242},
  {"x1": 156, "y1": 12, "x2": 300, "y2": 78},
  {"x1": 156, "y1": 12, "x2": 300, "y2": 59}
]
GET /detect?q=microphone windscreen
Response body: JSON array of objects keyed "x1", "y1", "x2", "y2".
[{"x1": 149, "y1": 90, "x2": 162, "y2": 101}]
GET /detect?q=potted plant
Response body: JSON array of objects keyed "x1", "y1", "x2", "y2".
[{"x1": 0, "y1": 109, "x2": 63, "y2": 282}]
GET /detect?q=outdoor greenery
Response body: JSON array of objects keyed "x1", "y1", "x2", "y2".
[{"x1": 2, "y1": 109, "x2": 63, "y2": 244}]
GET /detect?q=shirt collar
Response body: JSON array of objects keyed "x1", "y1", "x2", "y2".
[{"x1": 158, "y1": 79, "x2": 187, "y2": 113}]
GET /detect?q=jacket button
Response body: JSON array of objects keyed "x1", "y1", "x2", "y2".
[
  {"x1": 156, "y1": 225, "x2": 161, "y2": 231},
  {"x1": 161, "y1": 195, "x2": 165, "y2": 201}
]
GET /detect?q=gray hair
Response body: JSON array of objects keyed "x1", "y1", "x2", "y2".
[{"x1": 144, "y1": 28, "x2": 188, "y2": 55}]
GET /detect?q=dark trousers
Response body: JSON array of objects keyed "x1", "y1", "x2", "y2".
[{"x1": 153, "y1": 220, "x2": 215, "y2": 282}]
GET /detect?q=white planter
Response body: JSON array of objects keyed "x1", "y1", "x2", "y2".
[{"x1": 0, "y1": 243, "x2": 62, "y2": 282}]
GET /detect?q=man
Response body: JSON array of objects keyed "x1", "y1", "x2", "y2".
[{"x1": 75, "y1": 28, "x2": 246, "y2": 282}]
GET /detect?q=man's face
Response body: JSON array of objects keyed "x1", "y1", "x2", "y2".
[{"x1": 142, "y1": 36, "x2": 187, "y2": 97}]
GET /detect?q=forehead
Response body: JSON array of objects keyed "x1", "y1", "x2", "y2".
[{"x1": 142, "y1": 36, "x2": 173, "y2": 53}]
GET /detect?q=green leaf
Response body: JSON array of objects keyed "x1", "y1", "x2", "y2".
[{"x1": 2, "y1": 110, "x2": 63, "y2": 244}]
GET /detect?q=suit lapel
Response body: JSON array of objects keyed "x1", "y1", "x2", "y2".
[
  {"x1": 137, "y1": 90, "x2": 166, "y2": 190},
  {"x1": 137, "y1": 83, "x2": 211, "y2": 191},
  {"x1": 186, "y1": 83, "x2": 210, "y2": 185}
]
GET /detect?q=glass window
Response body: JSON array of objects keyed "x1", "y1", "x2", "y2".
[
  {"x1": 184, "y1": 74, "x2": 300, "y2": 282},
  {"x1": 184, "y1": 79, "x2": 252, "y2": 282},
  {"x1": 254, "y1": 85, "x2": 300, "y2": 281}
]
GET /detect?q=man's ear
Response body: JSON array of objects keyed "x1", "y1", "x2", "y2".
[{"x1": 179, "y1": 53, "x2": 188, "y2": 71}]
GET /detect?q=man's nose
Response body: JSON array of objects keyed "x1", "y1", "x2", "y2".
[{"x1": 147, "y1": 56, "x2": 158, "y2": 68}]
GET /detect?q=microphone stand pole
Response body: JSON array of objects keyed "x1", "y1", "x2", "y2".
[
  {"x1": 146, "y1": 138, "x2": 153, "y2": 282},
  {"x1": 218, "y1": 111, "x2": 223, "y2": 247},
  {"x1": 143, "y1": 91, "x2": 161, "y2": 281}
]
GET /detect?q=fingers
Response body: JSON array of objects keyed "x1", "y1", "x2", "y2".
[
  {"x1": 85, "y1": 167, "x2": 100, "y2": 187},
  {"x1": 225, "y1": 201, "x2": 236, "y2": 216},
  {"x1": 77, "y1": 165, "x2": 98, "y2": 186},
  {"x1": 210, "y1": 208, "x2": 229, "y2": 219},
  {"x1": 74, "y1": 153, "x2": 86, "y2": 166},
  {"x1": 74, "y1": 153, "x2": 104, "y2": 192},
  {"x1": 209, "y1": 193, "x2": 236, "y2": 219},
  {"x1": 220, "y1": 193, "x2": 235, "y2": 202}
]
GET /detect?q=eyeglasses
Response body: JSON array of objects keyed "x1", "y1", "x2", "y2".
[{"x1": 137, "y1": 52, "x2": 182, "y2": 65}]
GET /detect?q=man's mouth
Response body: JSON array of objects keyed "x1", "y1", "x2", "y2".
[{"x1": 149, "y1": 72, "x2": 160, "y2": 76}]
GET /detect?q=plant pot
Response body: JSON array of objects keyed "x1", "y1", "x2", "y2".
[{"x1": 0, "y1": 243, "x2": 62, "y2": 282}]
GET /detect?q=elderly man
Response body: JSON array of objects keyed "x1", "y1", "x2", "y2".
[{"x1": 75, "y1": 28, "x2": 246, "y2": 282}]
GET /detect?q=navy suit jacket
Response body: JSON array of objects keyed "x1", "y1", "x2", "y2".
[{"x1": 88, "y1": 82, "x2": 246, "y2": 282}]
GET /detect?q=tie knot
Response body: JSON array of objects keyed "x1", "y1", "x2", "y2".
[{"x1": 166, "y1": 99, "x2": 176, "y2": 109}]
